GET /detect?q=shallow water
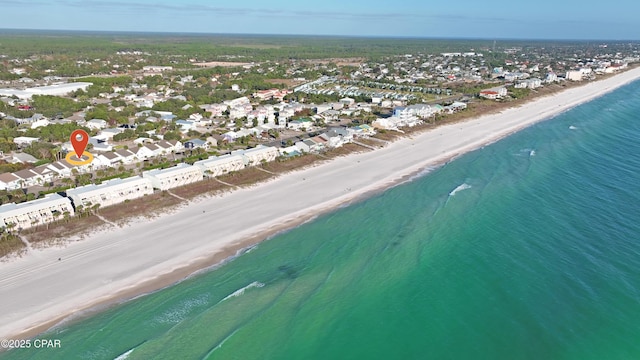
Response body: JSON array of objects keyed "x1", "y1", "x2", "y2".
[{"x1": 4, "y1": 80, "x2": 640, "y2": 360}]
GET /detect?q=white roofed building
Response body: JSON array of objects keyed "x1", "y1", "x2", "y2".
[
  {"x1": 66, "y1": 176, "x2": 153, "y2": 208},
  {"x1": 85, "y1": 119, "x2": 108, "y2": 130},
  {"x1": 142, "y1": 163, "x2": 203, "y2": 191},
  {"x1": 0, "y1": 194, "x2": 75, "y2": 230},
  {"x1": 194, "y1": 154, "x2": 245, "y2": 177},
  {"x1": 232, "y1": 145, "x2": 279, "y2": 166},
  {"x1": 224, "y1": 96, "x2": 251, "y2": 108},
  {"x1": 565, "y1": 70, "x2": 583, "y2": 81},
  {"x1": 0, "y1": 82, "x2": 93, "y2": 100}
]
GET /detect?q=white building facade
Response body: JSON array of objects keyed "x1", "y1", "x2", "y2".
[
  {"x1": 232, "y1": 145, "x2": 279, "y2": 166},
  {"x1": 194, "y1": 154, "x2": 245, "y2": 177},
  {"x1": 0, "y1": 194, "x2": 75, "y2": 230},
  {"x1": 66, "y1": 176, "x2": 153, "y2": 208},
  {"x1": 142, "y1": 163, "x2": 203, "y2": 191}
]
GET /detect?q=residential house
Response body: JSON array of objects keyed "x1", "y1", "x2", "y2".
[
  {"x1": 287, "y1": 118, "x2": 313, "y2": 131},
  {"x1": 279, "y1": 145, "x2": 302, "y2": 157},
  {"x1": 0, "y1": 173, "x2": 21, "y2": 191},
  {"x1": 222, "y1": 131, "x2": 238, "y2": 143},
  {"x1": 184, "y1": 139, "x2": 209, "y2": 150},
  {"x1": 30, "y1": 118, "x2": 50, "y2": 129},
  {"x1": 354, "y1": 124, "x2": 376, "y2": 136},
  {"x1": 200, "y1": 104, "x2": 228, "y2": 117},
  {"x1": 12, "y1": 169, "x2": 43, "y2": 187},
  {"x1": 30, "y1": 165, "x2": 57, "y2": 184},
  {"x1": 176, "y1": 120, "x2": 196, "y2": 133},
  {"x1": 154, "y1": 140, "x2": 182, "y2": 155},
  {"x1": 96, "y1": 128, "x2": 124, "y2": 141},
  {"x1": 565, "y1": 70, "x2": 583, "y2": 81},
  {"x1": 13, "y1": 136, "x2": 40, "y2": 148},
  {"x1": 310, "y1": 136, "x2": 328, "y2": 150},
  {"x1": 9, "y1": 152, "x2": 38, "y2": 164},
  {"x1": 46, "y1": 161, "x2": 73, "y2": 178},
  {"x1": 114, "y1": 149, "x2": 137, "y2": 164},
  {"x1": 224, "y1": 96, "x2": 251, "y2": 108},
  {"x1": 315, "y1": 104, "x2": 332, "y2": 114},
  {"x1": 479, "y1": 86, "x2": 508, "y2": 99},
  {"x1": 294, "y1": 141, "x2": 311, "y2": 153},
  {"x1": 96, "y1": 152, "x2": 122, "y2": 167},
  {"x1": 320, "y1": 110, "x2": 340, "y2": 122},
  {"x1": 403, "y1": 104, "x2": 434, "y2": 119},
  {"x1": 89, "y1": 137, "x2": 113, "y2": 152},
  {"x1": 132, "y1": 145, "x2": 154, "y2": 161},
  {"x1": 340, "y1": 97, "x2": 356, "y2": 107},
  {"x1": 515, "y1": 78, "x2": 542, "y2": 89},
  {"x1": 85, "y1": 119, "x2": 108, "y2": 130},
  {"x1": 320, "y1": 128, "x2": 353, "y2": 148}
]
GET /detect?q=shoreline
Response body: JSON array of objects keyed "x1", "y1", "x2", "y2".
[{"x1": 2, "y1": 67, "x2": 640, "y2": 341}]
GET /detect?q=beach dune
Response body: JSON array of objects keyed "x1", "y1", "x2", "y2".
[{"x1": 2, "y1": 67, "x2": 640, "y2": 340}]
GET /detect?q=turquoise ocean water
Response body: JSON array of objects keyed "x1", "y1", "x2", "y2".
[{"x1": 4, "y1": 81, "x2": 640, "y2": 359}]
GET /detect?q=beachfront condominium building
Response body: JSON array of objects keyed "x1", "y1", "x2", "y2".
[
  {"x1": 66, "y1": 176, "x2": 154, "y2": 209},
  {"x1": 142, "y1": 163, "x2": 204, "y2": 191},
  {"x1": 0, "y1": 194, "x2": 75, "y2": 230},
  {"x1": 232, "y1": 145, "x2": 280, "y2": 166},
  {"x1": 565, "y1": 70, "x2": 584, "y2": 81},
  {"x1": 193, "y1": 154, "x2": 246, "y2": 177}
]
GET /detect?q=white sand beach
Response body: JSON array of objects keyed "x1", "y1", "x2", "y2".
[{"x1": 2, "y1": 67, "x2": 640, "y2": 340}]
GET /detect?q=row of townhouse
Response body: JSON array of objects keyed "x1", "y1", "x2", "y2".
[
  {"x1": 0, "y1": 144, "x2": 281, "y2": 230},
  {"x1": 2, "y1": 165, "x2": 202, "y2": 230},
  {"x1": 194, "y1": 154, "x2": 245, "y2": 177},
  {"x1": 142, "y1": 163, "x2": 203, "y2": 191},
  {"x1": 231, "y1": 145, "x2": 280, "y2": 166},
  {"x1": 66, "y1": 176, "x2": 154, "y2": 209},
  {"x1": 0, "y1": 194, "x2": 75, "y2": 231},
  {"x1": 0, "y1": 140, "x2": 184, "y2": 191}
]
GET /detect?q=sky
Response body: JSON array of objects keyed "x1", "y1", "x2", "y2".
[{"x1": 1, "y1": 0, "x2": 639, "y2": 40}]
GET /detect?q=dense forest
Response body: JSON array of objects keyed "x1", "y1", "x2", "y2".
[{"x1": 2, "y1": 30, "x2": 626, "y2": 63}]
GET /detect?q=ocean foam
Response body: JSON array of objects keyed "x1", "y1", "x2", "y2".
[
  {"x1": 221, "y1": 281, "x2": 265, "y2": 302},
  {"x1": 153, "y1": 294, "x2": 210, "y2": 324},
  {"x1": 113, "y1": 348, "x2": 135, "y2": 360},
  {"x1": 569, "y1": 125, "x2": 578, "y2": 130},
  {"x1": 449, "y1": 183, "x2": 472, "y2": 196}
]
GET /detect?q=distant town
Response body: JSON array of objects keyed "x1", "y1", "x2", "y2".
[{"x1": 0, "y1": 34, "x2": 638, "y2": 242}]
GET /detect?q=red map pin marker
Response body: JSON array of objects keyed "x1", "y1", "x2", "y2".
[{"x1": 70, "y1": 129, "x2": 89, "y2": 160}]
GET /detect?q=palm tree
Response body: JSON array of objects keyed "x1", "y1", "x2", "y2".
[
  {"x1": 75, "y1": 205, "x2": 84, "y2": 218},
  {"x1": 91, "y1": 203, "x2": 101, "y2": 215}
]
